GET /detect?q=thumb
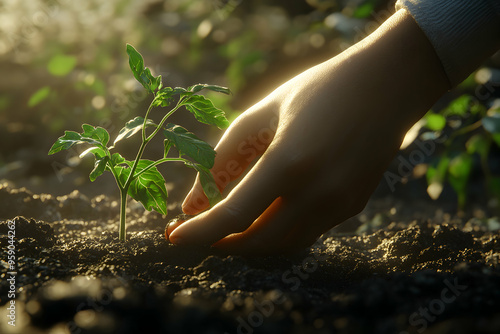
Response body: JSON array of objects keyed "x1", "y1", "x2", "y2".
[{"x1": 170, "y1": 148, "x2": 284, "y2": 246}]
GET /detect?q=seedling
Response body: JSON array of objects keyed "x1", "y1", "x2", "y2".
[{"x1": 49, "y1": 44, "x2": 230, "y2": 241}]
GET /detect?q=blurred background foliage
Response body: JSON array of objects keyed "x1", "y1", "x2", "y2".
[{"x1": 0, "y1": 0, "x2": 499, "y2": 211}]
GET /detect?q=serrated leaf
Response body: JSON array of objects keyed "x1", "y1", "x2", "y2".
[
  {"x1": 28, "y1": 86, "x2": 51, "y2": 107},
  {"x1": 163, "y1": 123, "x2": 216, "y2": 168},
  {"x1": 90, "y1": 156, "x2": 108, "y2": 181},
  {"x1": 126, "y1": 44, "x2": 161, "y2": 94},
  {"x1": 48, "y1": 131, "x2": 101, "y2": 155},
  {"x1": 424, "y1": 113, "x2": 446, "y2": 131},
  {"x1": 48, "y1": 54, "x2": 77, "y2": 76},
  {"x1": 185, "y1": 162, "x2": 222, "y2": 207},
  {"x1": 115, "y1": 160, "x2": 168, "y2": 215},
  {"x1": 49, "y1": 125, "x2": 109, "y2": 155},
  {"x1": 188, "y1": 84, "x2": 231, "y2": 95},
  {"x1": 182, "y1": 95, "x2": 229, "y2": 129},
  {"x1": 482, "y1": 115, "x2": 500, "y2": 134},
  {"x1": 81, "y1": 124, "x2": 110, "y2": 147},
  {"x1": 114, "y1": 116, "x2": 156, "y2": 146},
  {"x1": 154, "y1": 87, "x2": 189, "y2": 107}
]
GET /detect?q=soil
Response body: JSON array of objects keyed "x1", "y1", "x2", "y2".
[{"x1": 1, "y1": 182, "x2": 500, "y2": 334}]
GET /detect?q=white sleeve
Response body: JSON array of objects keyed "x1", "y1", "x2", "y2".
[{"x1": 396, "y1": 0, "x2": 500, "y2": 87}]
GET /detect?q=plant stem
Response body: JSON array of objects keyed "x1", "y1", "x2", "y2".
[
  {"x1": 117, "y1": 96, "x2": 185, "y2": 241},
  {"x1": 445, "y1": 120, "x2": 482, "y2": 148},
  {"x1": 119, "y1": 189, "x2": 128, "y2": 241},
  {"x1": 133, "y1": 157, "x2": 186, "y2": 178},
  {"x1": 146, "y1": 103, "x2": 182, "y2": 142},
  {"x1": 142, "y1": 100, "x2": 155, "y2": 142}
]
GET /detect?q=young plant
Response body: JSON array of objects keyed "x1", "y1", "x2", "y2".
[
  {"x1": 420, "y1": 94, "x2": 500, "y2": 208},
  {"x1": 48, "y1": 44, "x2": 230, "y2": 241}
]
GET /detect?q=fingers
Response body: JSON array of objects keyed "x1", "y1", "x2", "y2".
[
  {"x1": 209, "y1": 166, "x2": 371, "y2": 255},
  {"x1": 169, "y1": 146, "x2": 286, "y2": 246},
  {"x1": 209, "y1": 191, "x2": 328, "y2": 255},
  {"x1": 182, "y1": 105, "x2": 279, "y2": 215}
]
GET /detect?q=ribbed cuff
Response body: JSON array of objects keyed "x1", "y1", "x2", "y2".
[{"x1": 396, "y1": 0, "x2": 500, "y2": 87}]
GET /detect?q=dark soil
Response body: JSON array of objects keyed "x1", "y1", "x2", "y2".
[{"x1": 1, "y1": 182, "x2": 500, "y2": 334}]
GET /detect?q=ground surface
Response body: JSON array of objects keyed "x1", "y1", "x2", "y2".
[{"x1": 1, "y1": 182, "x2": 500, "y2": 334}]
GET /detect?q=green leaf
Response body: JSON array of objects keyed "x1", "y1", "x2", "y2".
[
  {"x1": 185, "y1": 162, "x2": 222, "y2": 207},
  {"x1": 352, "y1": 2, "x2": 375, "y2": 18},
  {"x1": 443, "y1": 95, "x2": 472, "y2": 117},
  {"x1": 424, "y1": 113, "x2": 446, "y2": 131},
  {"x1": 493, "y1": 134, "x2": 500, "y2": 148},
  {"x1": 126, "y1": 44, "x2": 161, "y2": 94},
  {"x1": 81, "y1": 124, "x2": 110, "y2": 147},
  {"x1": 447, "y1": 153, "x2": 473, "y2": 208},
  {"x1": 466, "y1": 134, "x2": 490, "y2": 158},
  {"x1": 115, "y1": 162, "x2": 130, "y2": 188},
  {"x1": 114, "y1": 116, "x2": 156, "y2": 146},
  {"x1": 116, "y1": 160, "x2": 168, "y2": 215},
  {"x1": 28, "y1": 86, "x2": 51, "y2": 107},
  {"x1": 48, "y1": 54, "x2": 77, "y2": 76},
  {"x1": 163, "y1": 123, "x2": 216, "y2": 168},
  {"x1": 153, "y1": 87, "x2": 190, "y2": 107},
  {"x1": 187, "y1": 84, "x2": 231, "y2": 95},
  {"x1": 482, "y1": 115, "x2": 500, "y2": 134},
  {"x1": 48, "y1": 125, "x2": 109, "y2": 155},
  {"x1": 181, "y1": 95, "x2": 229, "y2": 129},
  {"x1": 126, "y1": 44, "x2": 144, "y2": 82},
  {"x1": 90, "y1": 156, "x2": 108, "y2": 181},
  {"x1": 448, "y1": 153, "x2": 473, "y2": 180},
  {"x1": 49, "y1": 131, "x2": 100, "y2": 155},
  {"x1": 164, "y1": 140, "x2": 173, "y2": 158},
  {"x1": 426, "y1": 156, "x2": 450, "y2": 200},
  {"x1": 110, "y1": 153, "x2": 126, "y2": 166}
]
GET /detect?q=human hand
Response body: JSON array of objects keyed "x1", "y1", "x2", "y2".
[{"x1": 166, "y1": 9, "x2": 448, "y2": 255}]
